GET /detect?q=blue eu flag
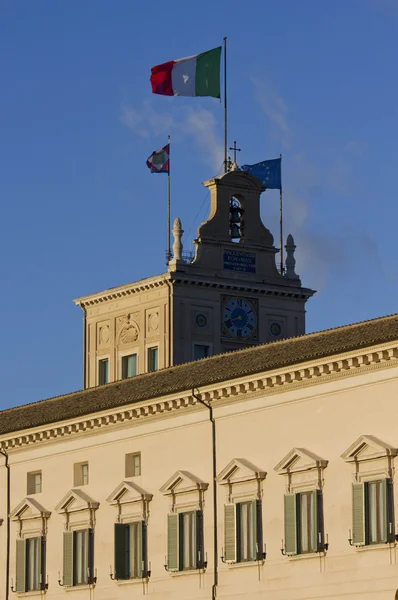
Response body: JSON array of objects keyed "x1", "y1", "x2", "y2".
[{"x1": 241, "y1": 158, "x2": 282, "y2": 190}]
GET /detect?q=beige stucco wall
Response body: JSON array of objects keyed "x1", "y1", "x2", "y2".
[
  {"x1": 2, "y1": 347, "x2": 398, "y2": 599},
  {"x1": 82, "y1": 276, "x2": 170, "y2": 387}
]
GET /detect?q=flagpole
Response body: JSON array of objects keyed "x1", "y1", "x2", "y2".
[
  {"x1": 167, "y1": 134, "x2": 171, "y2": 265},
  {"x1": 279, "y1": 153, "x2": 283, "y2": 275},
  {"x1": 223, "y1": 36, "x2": 227, "y2": 173}
]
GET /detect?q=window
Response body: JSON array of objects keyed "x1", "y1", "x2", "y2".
[
  {"x1": 27, "y1": 471, "x2": 42, "y2": 495},
  {"x1": 193, "y1": 345, "x2": 210, "y2": 360},
  {"x1": 122, "y1": 354, "x2": 137, "y2": 379},
  {"x1": 125, "y1": 452, "x2": 141, "y2": 478},
  {"x1": 98, "y1": 358, "x2": 108, "y2": 385},
  {"x1": 147, "y1": 347, "x2": 158, "y2": 372},
  {"x1": 167, "y1": 511, "x2": 204, "y2": 571},
  {"x1": 284, "y1": 491, "x2": 324, "y2": 555},
  {"x1": 114, "y1": 522, "x2": 147, "y2": 579},
  {"x1": 74, "y1": 462, "x2": 89, "y2": 486},
  {"x1": 62, "y1": 529, "x2": 94, "y2": 587},
  {"x1": 224, "y1": 500, "x2": 262, "y2": 562},
  {"x1": 15, "y1": 537, "x2": 45, "y2": 593},
  {"x1": 352, "y1": 479, "x2": 394, "y2": 545}
]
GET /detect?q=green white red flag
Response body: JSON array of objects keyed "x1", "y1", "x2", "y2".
[{"x1": 150, "y1": 47, "x2": 221, "y2": 98}]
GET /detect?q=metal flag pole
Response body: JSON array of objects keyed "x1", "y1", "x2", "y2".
[
  {"x1": 279, "y1": 153, "x2": 283, "y2": 275},
  {"x1": 223, "y1": 36, "x2": 227, "y2": 173},
  {"x1": 167, "y1": 134, "x2": 171, "y2": 265}
]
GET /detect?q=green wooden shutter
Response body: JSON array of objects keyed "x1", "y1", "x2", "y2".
[
  {"x1": 114, "y1": 523, "x2": 129, "y2": 580},
  {"x1": 196, "y1": 511, "x2": 204, "y2": 569},
  {"x1": 88, "y1": 529, "x2": 95, "y2": 584},
  {"x1": 141, "y1": 521, "x2": 148, "y2": 577},
  {"x1": 316, "y1": 491, "x2": 325, "y2": 552},
  {"x1": 63, "y1": 531, "x2": 74, "y2": 586},
  {"x1": 381, "y1": 478, "x2": 394, "y2": 543},
  {"x1": 167, "y1": 514, "x2": 179, "y2": 572},
  {"x1": 224, "y1": 503, "x2": 237, "y2": 562},
  {"x1": 40, "y1": 537, "x2": 46, "y2": 591},
  {"x1": 15, "y1": 539, "x2": 26, "y2": 593},
  {"x1": 352, "y1": 482, "x2": 366, "y2": 546},
  {"x1": 255, "y1": 500, "x2": 263, "y2": 560},
  {"x1": 136, "y1": 521, "x2": 143, "y2": 578},
  {"x1": 284, "y1": 493, "x2": 298, "y2": 555}
]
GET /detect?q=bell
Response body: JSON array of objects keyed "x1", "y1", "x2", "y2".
[
  {"x1": 230, "y1": 223, "x2": 241, "y2": 238},
  {"x1": 230, "y1": 206, "x2": 241, "y2": 224}
]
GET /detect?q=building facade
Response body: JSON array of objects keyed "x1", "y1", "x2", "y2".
[
  {"x1": 1, "y1": 315, "x2": 398, "y2": 600},
  {"x1": 73, "y1": 169, "x2": 314, "y2": 388}
]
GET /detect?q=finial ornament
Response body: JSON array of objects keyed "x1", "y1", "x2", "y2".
[
  {"x1": 229, "y1": 141, "x2": 241, "y2": 164},
  {"x1": 284, "y1": 234, "x2": 299, "y2": 279},
  {"x1": 171, "y1": 217, "x2": 185, "y2": 264}
]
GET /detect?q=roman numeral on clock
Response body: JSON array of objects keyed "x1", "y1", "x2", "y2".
[{"x1": 224, "y1": 319, "x2": 233, "y2": 328}]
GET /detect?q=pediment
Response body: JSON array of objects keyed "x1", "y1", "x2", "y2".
[
  {"x1": 341, "y1": 435, "x2": 397, "y2": 463},
  {"x1": 106, "y1": 481, "x2": 153, "y2": 506},
  {"x1": 160, "y1": 471, "x2": 208, "y2": 496},
  {"x1": 275, "y1": 448, "x2": 328, "y2": 475},
  {"x1": 55, "y1": 489, "x2": 99, "y2": 514},
  {"x1": 216, "y1": 458, "x2": 266, "y2": 485},
  {"x1": 10, "y1": 497, "x2": 51, "y2": 521},
  {"x1": 205, "y1": 170, "x2": 265, "y2": 192}
]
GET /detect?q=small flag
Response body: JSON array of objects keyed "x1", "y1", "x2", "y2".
[
  {"x1": 150, "y1": 46, "x2": 221, "y2": 98},
  {"x1": 146, "y1": 143, "x2": 170, "y2": 174},
  {"x1": 241, "y1": 158, "x2": 282, "y2": 190}
]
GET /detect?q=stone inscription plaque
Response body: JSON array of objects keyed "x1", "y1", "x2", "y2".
[{"x1": 223, "y1": 250, "x2": 256, "y2": 273}]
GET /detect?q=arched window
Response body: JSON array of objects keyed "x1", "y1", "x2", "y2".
[{"x1": 229, "y1": 196, "x2": 244, "y2": 242}]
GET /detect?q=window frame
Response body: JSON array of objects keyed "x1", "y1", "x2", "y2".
[
  {"x1": 114, "y1": 521, "x2": 147, "y2": 580},
  {"x1": 73, "y1": 462, "x2": 89, "y2": 487},
  {"x1": 192, "y1": 343, "x2": 212, "y2": 361},
  {"x1": 352, "y1": 478, "x2": 394, "y2": 546},
  {"x1": 98, "y1": 357, "x2": 109, "y2": 385},
  {"x1": 284, "y1": 490, "x2": 323, "y2": 556},
  {"x1": 121, "y1": 353, "x2": 138, "y2": 379},
  {"x1": 223, "y1": 499, "x2": 262, "y2": 564},
  {"x1": 147, "y1": 346, "x2": 158, "y2": 373},
  {"x1": 27, "y1": 471, "x2": 42, "y2": 495},
  {"x1": 16, "y1": 536, "x2": 45, "y2": 593},
  {"x1": 167, "y1": 510, "x2": 204, "y2": 572},
  {"x1": 125, "y1": 452, "x2": 141, "y2": 478}
]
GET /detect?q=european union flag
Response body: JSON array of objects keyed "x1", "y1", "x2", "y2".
[{"x1": 241, "y1": 158, "x2": 282, "y2": 190}]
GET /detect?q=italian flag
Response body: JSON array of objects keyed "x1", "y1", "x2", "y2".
[{"x1": 150, "y1": 46, "x2": 221, "y2": 98}]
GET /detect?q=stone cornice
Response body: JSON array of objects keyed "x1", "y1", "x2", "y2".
[
  {"x1": 73, "y1": 271, "x2": 314, "y2": 308},
  {"x1": 1, "y1": 342, "x2": 398, "y2": 452},
  {"x1": 73, "y1": 274, "x2": 169, "y2": 308},
  {"x1": 170, "y1": 274, "x2": 314, "y2": 299}
]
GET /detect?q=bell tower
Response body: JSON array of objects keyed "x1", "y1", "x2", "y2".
[
  {"x1": 75, "y1": 167, "x2": 315, "y2": 388},
  {"x1": 168, "y1": 168, "x2": 315, "y2": 365}
]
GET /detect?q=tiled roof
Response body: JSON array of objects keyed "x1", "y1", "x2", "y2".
[{"x1": 1, "y1": 314, "x2": 397, "y2": 437}]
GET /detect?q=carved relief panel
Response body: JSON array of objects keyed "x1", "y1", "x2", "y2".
[
  {"x1": 97, "y1": 321, "x2": 111, "y2": 350},
  {"x1": 146, "y1": 308, "x2": 160, "y2": 338},
  {"x1": 116, "y1": 313, "x2": 140, "y2": 346}
]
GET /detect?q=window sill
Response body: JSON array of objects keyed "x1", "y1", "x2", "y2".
[
  {"x1": 169, "y1": 569, "x2": 203, "y2": 577},
  {"x1": 287, "y1": 552, "x2": 323, "y2": 561},
  {"x1": 223, "y1": 560, "x2": 261, "y2": 569},
  {"x1": 64, "y1": 584, "x2": 94, "y2": 592},
  {"x1": 355, "y1": 542, "x2": 395, "y2": 552},
  {"x1": 116, "y1": 578, "x2": 146, "y2": 586},
  {"x1": 17, "y1": 592, "x2": 43, "y2": 598}
]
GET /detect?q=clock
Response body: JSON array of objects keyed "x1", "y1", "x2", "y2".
[{"x1": 222, "y1": 296, "x2": 257, "y2": 340}]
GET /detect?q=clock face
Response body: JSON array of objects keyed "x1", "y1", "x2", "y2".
[{"x1": 222, "y1": 297, "x2": 257, "y2": 339}]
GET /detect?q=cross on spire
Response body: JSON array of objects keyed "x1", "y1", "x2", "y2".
[{"x1": 229, "y1": 141, "x2": 241, "y2": 164}]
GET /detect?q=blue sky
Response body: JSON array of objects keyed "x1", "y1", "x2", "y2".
[{"x1": 1, "y1": 0, "x2": 397, "y2": 409}]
